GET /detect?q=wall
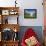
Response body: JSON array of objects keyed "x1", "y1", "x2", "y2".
[
  {"x1": 0, "y1": 0, "x2": 44, "y2": 44},
  {"x1": 44, "y1": 16, "x2": 46, "y2": 26},
  {"x1": 18, "y1": 26, "x2": 43, "y2": 44},
  {"x1": 0, "y1": 0, "x2": 44, "y2": 26},
  {"x1": 0, "y1": 0, "x2": 15, "y2": 7},
  {"x1": 44, "y1": 0, "x2": 46, "y2": 26},
  {"x1": 17, "y1": 0, "x2": 44, "y2": 26}
]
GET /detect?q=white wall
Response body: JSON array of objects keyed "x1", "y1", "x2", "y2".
[
  {"x1": 0, "y1": 0, "x2": 15, "y2": 7},
  {"x1": 17, "y1": 0, "x2": 44, "y2": 26},
  {"x1": 0, "y1": 0, "x2": 44, "y2": 26}
]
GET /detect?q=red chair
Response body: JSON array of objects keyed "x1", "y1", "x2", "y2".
[{"x1": 21, "y1": 28, "x2": 41, "y2": 46}]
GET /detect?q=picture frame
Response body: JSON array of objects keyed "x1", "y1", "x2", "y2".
[
  {"x1": 9, "y1": 10, "x2": 17, "y2": 15},
  {"x1": 24, "y1": 9, "x2": 37, "y2": 19},
  {"x1": 2, "y1": 10, "x2": 9, "y2": 15}
]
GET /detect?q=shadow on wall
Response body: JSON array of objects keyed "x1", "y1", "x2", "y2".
[{"x1": 18, "y1": 26, "x2": 44, "y2": 44}]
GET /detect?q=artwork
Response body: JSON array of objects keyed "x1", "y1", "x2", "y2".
[
  {"x1": 2, "y1": 10, "x2": 9, "y2": 15},
  {"x1": 24, "y1": 9, "x2": 37, "y2": 19},
  {"x1": 9, "y1": 10, "x2": 17, "y2": 15}
]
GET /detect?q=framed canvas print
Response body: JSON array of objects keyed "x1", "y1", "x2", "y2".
[
  {"x1": 9, "y1": 9, "x2": 17, "y2": 15},
  {"x1": 24, "y1": 9, "x2": 37, "y2": 19},
  {"x1": 2, "y1": 10, "x2": 9, "y2": 15}
]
